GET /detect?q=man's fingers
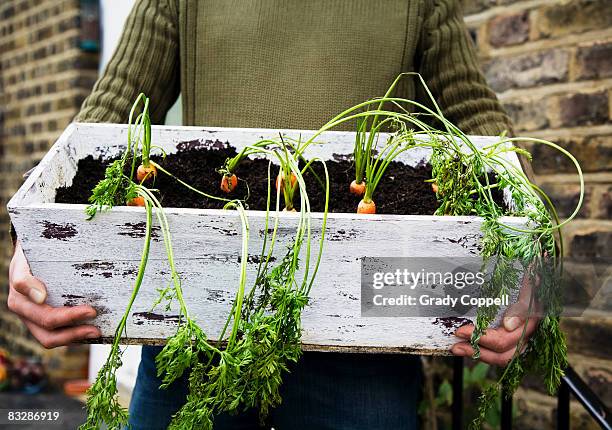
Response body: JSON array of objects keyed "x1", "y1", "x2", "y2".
[
  {"x1": 451, "y1": 342, "x2": 518, "y2": 367},
  {"x1": 8, "y1": 242, "x2": 29, "y2": 277},
  {"x1": 23, "y1": 320, "x2": 101, "y2": 349},
  {"x1": 455, "y1": 320, "x2": 537, "y2": 353},
  {"x1": 456, "y1": 325, "x2": 517, "y2": 352},
  {"x1": 474, "y1": 323, "x2": 536, "y2": 353},
  {"x1": 11, "y1": 274, "x2": 47, "y2": 304},
  {"x1": 452, "y1": 267, "x2": 542, "y2": 365},
  {"x1": 454, "y1": 323, "x2": 474, "y2": 339},
  {"x1": 8, "y1": 291, "x2": 97, "y2": 329}
]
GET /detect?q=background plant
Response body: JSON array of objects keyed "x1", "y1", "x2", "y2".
[{"x1": 419, "y1": 361, "x2": 515, "y2": 430}]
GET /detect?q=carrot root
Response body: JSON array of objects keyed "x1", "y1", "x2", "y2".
[
  {"x1": 220, "y1": 174, "x2": 238, "y2": 193},
  {"x1": 127, "y1": 196, "x2": 145, "y2": 207},
  {"x1": 137, "y1": 164, "x2": 157, "y2": 183},
  {"x1": 275, "y1": 172, "x2": 297, "y2": 191},
  {"x1": 349, "y1": 180, "x2": 366, "y2": 196},
  {"x1": 357, "y1": 199, "x2": 376, "y2": 214}
]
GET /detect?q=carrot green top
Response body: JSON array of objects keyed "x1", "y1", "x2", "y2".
[{"x1": 76, "y1": 0, "x2": 512, "y2": 136}]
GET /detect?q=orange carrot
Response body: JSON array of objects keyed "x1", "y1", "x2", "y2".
[
  {"x1": 220, "y1": 174, "x2": 238, "y2": 193},
  {"x1": 127, "y1": 196, "x2": 145, "y2": 207},
  {"x1": 136, "y1": 164, "x2": 157, "y2": 183},
  {"x1": 275, "y1": 172, "x2": 297, "y2": 191},
  {"x1": 349, "y1": 180, "x2": 366, "y2": 196},
  {"x1": 357, "y1": 199, "x2": 376, "y2": 214}
]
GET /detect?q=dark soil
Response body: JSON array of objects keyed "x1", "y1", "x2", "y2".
[{"x1": 55, "y1": 147, "x2": 503, "y2": 215}]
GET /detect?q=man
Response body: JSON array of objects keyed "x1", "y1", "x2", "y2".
[{"x1": 7, "y1": 0, "x2": 538, "y2": 428}]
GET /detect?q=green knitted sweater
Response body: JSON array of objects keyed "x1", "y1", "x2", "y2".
[{"x1": 76, "y1": 0, "x2": 511, "y2": 136}]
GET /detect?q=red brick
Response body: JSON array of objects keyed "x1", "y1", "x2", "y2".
[
  {"x1": 483, "y1": 48, "x2": 569, "y2": 92},
  {"x1": 574, "y1": 41, "x2": 612, "y2": 81},
  {"x1": 503, "y1": 99, "x2": 549, "y2": 131},
  {"x1": 536, "y1": 0, "x2": 612, "y2": 39},
  {"x1": 569, "y1": 229, "x2": 612, "y2": 262},
  {"x1": 0, "y1": 0, "x2": 99, "y2": 379},
  {"x1": 538, "y1": 182, "x2": 590, "y2": 219},
  {"x1": 561, "y1": 317, "x2": 612, "y2": 360},
  {"x1": 552, "y1": 91, "x2": 609, "y2": 128},
  {"x1": 488, "y1": 11, "x2": 530, "y2": 47},
  {"x1": 593, "y1": 185, "x2": 612, "y2": 220}
]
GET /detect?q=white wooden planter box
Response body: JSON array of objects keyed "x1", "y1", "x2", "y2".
[{"x1": 8, "y1": 123, "x2": 528, "y2": 355}]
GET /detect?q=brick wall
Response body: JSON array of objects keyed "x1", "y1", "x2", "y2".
[
  {"x1": 462, "y1": 0, "x2": 611, "y2": 428},
  {"x1": 0, "y1": 0, "x2": 99, "y2": 381}
]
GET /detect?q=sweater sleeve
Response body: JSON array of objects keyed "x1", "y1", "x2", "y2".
[
  {"x1": 417, "y1": 0, "x2": 513, "y2": 137},
  {"x1": 75, "y1": 0, "x2": 179, "y2": 124}
]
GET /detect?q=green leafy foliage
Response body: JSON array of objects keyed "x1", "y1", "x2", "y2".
[
  {"x1": 79, "y1": 352, "x2": 128, "y2": 430},
  {"x1": 82, "y1": 89, "x2": 329, "y2": 429},
  {"x1": 428, "y1": 136, "x2": 570, "y2": 428},
  {"x1": 167, "y1": 244, "x2": 310, "y2": 428},
  {"x1": 85, "y1": 159, "x2": 135, "y2": 219},
  {"x1": 155, "y1": 320, "x2": 212, "y2": 388}
]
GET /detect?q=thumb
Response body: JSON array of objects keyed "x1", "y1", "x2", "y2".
[
  {"x1": 10, "y1": 244, "x2": 48, "y2": 304},
  {"x1": 12, "y1": 275, "x2": 48, "y2": 305},
  {"x1": 503, "y1": 270, "x2": 537, "y2": 332},
  {"x1": 503, "y1": 301, "x2": 527, "y2": 331}
]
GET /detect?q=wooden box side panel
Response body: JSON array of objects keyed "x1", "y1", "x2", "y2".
[{"x1": 11, "y1": 203, "x2": 527, "y2": 352}]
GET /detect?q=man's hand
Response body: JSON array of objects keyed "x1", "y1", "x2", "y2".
[
  {"x1": 7, "y1": 242, "x2": 101, "y2": 348},
  {"x1": 451, "y1": 273, "x2": 539, "y2": 366}
]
